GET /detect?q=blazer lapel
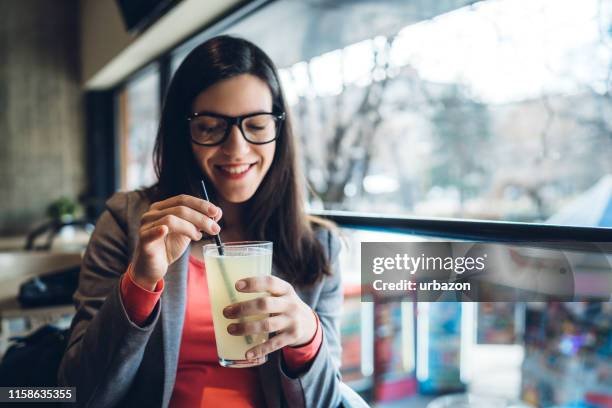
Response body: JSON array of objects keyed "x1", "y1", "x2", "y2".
[
  {"x1": 161, "y1": 250, "x2": 190, "y2": 408},
  {"x1": 257, "y1": 353, "x2": 282, "y2": 408}
]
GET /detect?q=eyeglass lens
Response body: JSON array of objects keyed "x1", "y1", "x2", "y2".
[{"x1": 190, "y1": 114, "x2": 278, "y2": 145}]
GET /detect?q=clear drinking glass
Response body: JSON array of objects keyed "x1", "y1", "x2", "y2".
[{"x1": 203, "y1": 241, "x2": 273, "y2": 367}]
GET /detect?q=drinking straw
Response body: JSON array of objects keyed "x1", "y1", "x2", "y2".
[
  {"x1": 200, "y1": 180, "x2": 225, "y2": 255},
  {"x1": 200, "y1": 179, "x2": 253, "y2": 345}
]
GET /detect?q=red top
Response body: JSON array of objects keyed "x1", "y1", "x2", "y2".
[{"x1": 120, "y1": 255, "x2": 323, "y2": 407}]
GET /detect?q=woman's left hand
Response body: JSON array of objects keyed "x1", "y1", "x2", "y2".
[{"x1": 223, "y1": 275, "x2": 317, "y2": 360}]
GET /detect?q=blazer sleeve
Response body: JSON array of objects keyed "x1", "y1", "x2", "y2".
[
  {"x1": 278, "y1": 229, "x2": 344, "y2": 408},
  {"x1": 57, "y1": 192, "x2": 160, "y2": 407}
]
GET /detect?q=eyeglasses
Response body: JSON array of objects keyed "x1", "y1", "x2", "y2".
[{"x1": 187, "y1": 111, "x2": 286, "y2": 146}]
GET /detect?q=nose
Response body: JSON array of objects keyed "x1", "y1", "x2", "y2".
[{"x1": 221, "y1": 124, "x2": 250, "y2": 157}]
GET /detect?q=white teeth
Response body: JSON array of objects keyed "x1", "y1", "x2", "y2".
[{"x1": 220, "y1": 164, "x2": 251, "y2": 174}]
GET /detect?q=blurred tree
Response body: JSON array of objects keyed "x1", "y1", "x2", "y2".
[
  {"x1": 430, "y1": 84, "x2": 492, "y2": 211},
  {"x1": 285, "y1": 0, "x2": 611, "y2": 221},
  {"x1": 293, "y1": 37, "x2": 393, "y2": 209}
]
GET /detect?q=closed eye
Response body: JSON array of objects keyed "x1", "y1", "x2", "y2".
[{"x1": 197, "y1": 124, "x2": 224, "y2": 133}]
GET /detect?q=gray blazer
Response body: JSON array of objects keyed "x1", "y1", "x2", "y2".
[{"x1": 58, "y1": 190, "x2": 343, "y2": 408}]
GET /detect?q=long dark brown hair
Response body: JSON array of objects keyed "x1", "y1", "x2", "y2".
[{"x1": 149, "y1": 35, "x2": 333, "y2": 285}]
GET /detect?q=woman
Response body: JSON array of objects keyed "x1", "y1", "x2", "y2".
[{"x1": 58, "y1": 36, "x2": 343, "y2": 408}]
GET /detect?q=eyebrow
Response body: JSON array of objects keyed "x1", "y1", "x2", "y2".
[{"x1": 191, "y1": 110, "x2": 272, "y2": 116}]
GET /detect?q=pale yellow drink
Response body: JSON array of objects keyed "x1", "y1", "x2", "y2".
[{"x1": 203, "y1": 241, "x2": 273, "y2": 368}]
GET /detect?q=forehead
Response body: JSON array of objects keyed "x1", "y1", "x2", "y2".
[{"x1": 191, "y1": 74, "x2": 273, "y2": 116}]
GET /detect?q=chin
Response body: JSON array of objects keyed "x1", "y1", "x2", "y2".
[
  {"x1": 219, "y1": 189, "x2": 258, "y2": 204},
  {"x1": 224, "y1": 196, "x2": 251, "y2": 204}
]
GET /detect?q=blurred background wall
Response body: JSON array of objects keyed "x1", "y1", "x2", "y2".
[
  {"x1": 0, "y1": 0, "x2": 240, "y2": 237},
  {"x1": 0, "y1": 0, "x2": 84, "y2": 235}
]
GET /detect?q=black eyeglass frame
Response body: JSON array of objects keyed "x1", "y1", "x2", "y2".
[{"x1": 187, "y1": 111, "x2": 286, "y2": 146}]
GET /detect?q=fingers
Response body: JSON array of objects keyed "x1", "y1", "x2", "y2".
[
  {"x1": 235, "y1": 276, "x2": 292, "y2": 296},
  {"x1": 227, "y1": 315, "x2": 292, "y2": 336},
  {"x1": 245, "y1": 356, "x2": 266, "y2": 365},
  {"x1": 142, "y1": 205, "x2": 220, "y2": 235},
  {"x1": 138, "y1": 225, "x2": 168, "y2": 256},
  {"x1": 223, "y1": 295, "x2": 287, "y2": 319},
  {"x1": 212, "y1": 208, "x2": 222, "y2": 223},
  {"x1": 150, "y1": 194, "x2": 221, "y2": 219},
  {"x1": 245, "y1": 333, "x2": 294, "y2": 360},
  {"x1": 144, "y1": 214, "x2": 202, "y2": 241},
  {"x1": 139, "y1": 224, "x2": 168, "y2": 245},
  {"x1": 223, "y1": 277, "x2": 294, "y2": 318},
  {"x1": 141, "y1": 194, "x2": 223, "y2": 239}
]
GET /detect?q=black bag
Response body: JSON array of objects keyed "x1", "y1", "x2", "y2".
[
  {"x1": 17, "y1": 266, "x2": 80, "y2": 308},
  {"x1": 0, "y1": 325, "x2": 69, "y2": 387}
]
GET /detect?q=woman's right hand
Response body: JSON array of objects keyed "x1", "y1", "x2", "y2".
[{"x1": 131, "y1": 194, "x2": 222, "y2": 290}]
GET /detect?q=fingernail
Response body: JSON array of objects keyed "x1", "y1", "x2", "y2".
[
  {"x1": 223, "y1": 306, "x2": 234, "y2": 317},
  {"x1": 246, "y1": 351, "x2": 255, "y2": 359},
  {"x1": 227, "y1": 324, "x2": 237, "y2": 334},
  {"x1": 236, "y1": 280, "x2": 246, "y2": 290},
  {"x1": 208, "y1": 219, "x2": 220, "y2": 233}
]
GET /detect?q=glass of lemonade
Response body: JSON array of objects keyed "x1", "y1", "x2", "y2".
[{"x1": 203, "y1": 241, "x2": 273, "y2": 368}]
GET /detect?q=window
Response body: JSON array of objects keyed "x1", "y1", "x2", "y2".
[{"x1": 117, "y1": 66, "x2": 160, "y2": 191}]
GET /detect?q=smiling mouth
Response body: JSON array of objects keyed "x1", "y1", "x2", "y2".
[{"x1": 215, "y1": 163, "x2": 256, "y2": 176}]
